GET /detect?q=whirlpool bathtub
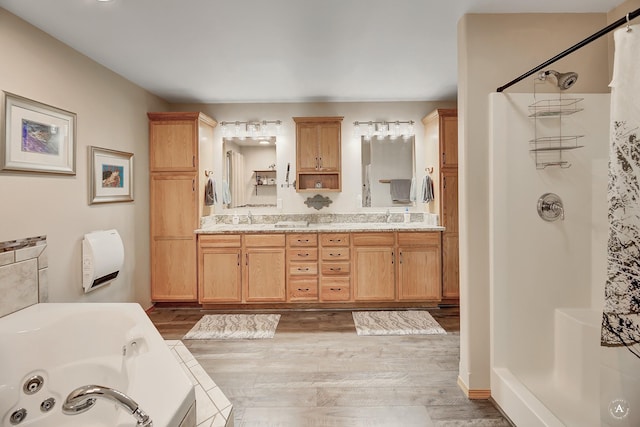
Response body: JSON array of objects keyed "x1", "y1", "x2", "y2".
[{"x1": 0, "y1": 303, "x2": 195, "y2": 427}]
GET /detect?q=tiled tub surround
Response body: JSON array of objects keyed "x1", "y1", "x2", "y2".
[
  {"x1": 166, "y1": 340, "x2": 234, "y2": 427},
  {"x1": 0, "y1": 235, "x2": 48, "y2": 318}
]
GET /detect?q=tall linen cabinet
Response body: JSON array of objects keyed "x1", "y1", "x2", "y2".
[
  {"x1": 148, "y1": 112, "x2": 216, "y2": 301},
  {"x1": 423, "y1": 109, "x2": 459, "y2": 305}
]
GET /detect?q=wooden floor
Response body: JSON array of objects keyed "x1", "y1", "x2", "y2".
[{"x1": 148, "y1": 308, "x2": 511, "y2": 427}]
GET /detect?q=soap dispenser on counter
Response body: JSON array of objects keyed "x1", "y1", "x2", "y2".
[{"x1": 404, "y1": 208, "x2": 411, "y2": 223}]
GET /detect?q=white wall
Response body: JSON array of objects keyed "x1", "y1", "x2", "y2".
[{"x1": 0, "y1": 9, "x2": 168, "y2": 308}]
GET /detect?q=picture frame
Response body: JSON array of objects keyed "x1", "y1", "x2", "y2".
[
  {"x1": 2, "y1": 91, "x2": 76, "y2": 175},
  {"x1": 89, "y1": 146, "x2": 134, "y2": 204}
]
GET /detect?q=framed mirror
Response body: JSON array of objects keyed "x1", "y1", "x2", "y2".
[
  {"x1": 223, "y1": 137, "x2": 277, "y2": 208},
  {"x1": 361, "y1": 136, "x2": 415, "y2": 207}
]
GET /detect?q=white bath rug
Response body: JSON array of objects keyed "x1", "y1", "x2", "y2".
[
  {"x1": 352, "y1": 310, "x2": 446, "y2": 336},
  {"x1": 183, "y1": 314, "x2": 280, "y2": 340}
]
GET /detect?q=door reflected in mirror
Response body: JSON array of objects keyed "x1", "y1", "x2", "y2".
[
  {"x1": 223, "y1": 137, "x2": 277, "y2": 208},
  {"x1": 362, "y1": 136, "x2": 415, "y2": 207}
]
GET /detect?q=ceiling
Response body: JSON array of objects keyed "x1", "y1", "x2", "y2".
[{"x1": 0, "y1": 0, "x2": 624, "y2": 104}]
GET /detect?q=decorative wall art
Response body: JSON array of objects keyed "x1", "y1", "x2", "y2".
[
  {"x1": 2, "y1": 92, "x2": 76, "y2": 175},
  {"x1": 89, "y1": 146, "x2": 134, "y2": 204}
]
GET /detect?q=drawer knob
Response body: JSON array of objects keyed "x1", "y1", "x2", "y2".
[
  {"x1": 297, "y1": 239, "x2": 309, "y2": 243},
  {"x1": 298, "y1": 253, "x2": 309, "y2": 257},
  {"x1": 330, "y1": 253, "x2": 341, "y2": 257},
  {"x1": 297, "y1": 267, "x2": 310, "y2": 271},
  {"x1": 298, "y1": 288, "x2": 310, "y2": 292},
  {"x1": 329, "y1": 239, "x2": 341, "y2": 243},
  {"x1": 330, "y1": 267, "x2": 342, "y2": 271},
  {"x1": 330, "y1": 288, "x2": 342, "y2": 291}
]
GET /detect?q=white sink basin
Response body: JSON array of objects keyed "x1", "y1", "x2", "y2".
[{"x1": 274, "y1": 221, "x2": 310, "y2": 228}]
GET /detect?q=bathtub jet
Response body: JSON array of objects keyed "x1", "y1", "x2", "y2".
[{"x1": 62, "y1": 384, "x2": 153, "y2": 427}]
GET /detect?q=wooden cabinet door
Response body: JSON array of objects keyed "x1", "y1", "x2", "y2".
[
  {"x1": 150, "y1": 173, "x2": 197, "y2": 237},
  {"x1": 441, "y1": 170, "x2": 458, "y2": 233},
  {"x1": 151, "y1": 238, "x2": 197, "y2": 301},
  {"x1": 318, "y1": 122, "x2": 340, "y2": 171},
  {"x1": 244, "y1": 248, "x2": 286, "y2": 302},
  {"x1": 297, "y1": 124, "x2": 319, "y2": 172},
  {"x1": 442, "y1": 233, "x2": 460, "y2": 299},
  {"x1": 398, "y1": 246, "x2": 441, "y2": 301},
  {"x1": 199, "y1": 248, "x2": 242, "y2": 303},
  {"x1": 149, "y1": 120, "x2": 197, "y2": 172},
  {"x1": 440, "y1": 114, "x2": 458, "y2": 168},
  {"x1": 353, "y1": 246, "x2": 395, "y2": 301}
]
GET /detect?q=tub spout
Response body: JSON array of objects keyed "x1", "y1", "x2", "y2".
[{"x1": 62, "y1": 384, "x2": 152, "y2": 426}]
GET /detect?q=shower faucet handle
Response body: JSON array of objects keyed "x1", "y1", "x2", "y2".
[{"x1": 537, "y1": 193, "x2": 564, "y2": 222}]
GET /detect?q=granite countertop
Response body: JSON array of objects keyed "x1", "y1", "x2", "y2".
[{"x1": 196, "y1": 222, "x2": 444, "y2": 234}]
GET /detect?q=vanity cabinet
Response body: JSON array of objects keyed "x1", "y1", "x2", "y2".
[
  {"x1": 397, "y1": 232, "x2": 442, "y2": 301},
  {"x1": 198, "y1": 235, "x2": 242, "y2": 303},
  {"x1": 319, "y1": 233, "x2": 351, "y2": 301},
  {"x1": 149, "y1": 112, "x2": 216, "y2": 302},
  {"x1": 353, "y1": 233, "x2": 396, "y2": 301},
  {"x1": 244, "y1": 235, "x2": 286, "y2": 302},
  {"x1": 198, "y1": 230, "x2": 441, "y2": 306},
  {"x1": 198, "y1": 234, "x2": 286, "y2": 303},
  {"x1": 423, "y1": 108, "x2": 459, "y2": 305},
  {"x1": 286, "y1": 234, "x2": 319, "y2": 302},
  {"x1": 294, "y1": 116, "x2": 343, "y2": 191}
]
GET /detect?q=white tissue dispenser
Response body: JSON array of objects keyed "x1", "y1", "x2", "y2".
[{"x1": 82, "y1": 229, "x2": 124, "y2": 293}]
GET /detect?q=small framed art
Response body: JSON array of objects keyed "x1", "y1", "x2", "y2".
[{"x1": 89, "y1": 146, "x2": 134, "y2": 204}]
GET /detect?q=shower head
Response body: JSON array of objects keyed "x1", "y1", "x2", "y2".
[{"x1": 538, "y1": 70, "x2": 579, "y2": 90}]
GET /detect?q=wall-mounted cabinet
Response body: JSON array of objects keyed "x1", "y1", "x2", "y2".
[{"x1": 294, "y1": 116, "x2": 343, "y2": 192}]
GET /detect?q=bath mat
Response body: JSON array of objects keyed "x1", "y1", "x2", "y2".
[
  {"x1": 182, "y1": 314, "x2": 280, "y2": 340},
  {"x1": 352, "y1": 310, "x2": 446, "y2": 336}
]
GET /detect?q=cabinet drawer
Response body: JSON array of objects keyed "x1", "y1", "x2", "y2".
[
  {"x1": 351, "y1": 232, "x2": 395, "y2": 246},
  {"x1": 320, "y1": 278, "x2": 350, "y2": 301},
  {"x1": 288, "y1": 278, "x2": 318, "y2": 301},
  {"x1": 320, "y1": 233, "x2": 349, "y2": 246},
  {"x1": 288, "y1": 262, "x2": 318, "y2": 276},
  {"x1": 321, "y1": 248, "x2": 350, "y2": 261},
  {"x1": 245, "y1": 234, "x2": 285, "y2": 247},
  {"x1": 287, "y1": 248, "x2": 318, "y2": 261},
  {"x1": 321, "y1": 262, "x2": 350, "y2": 275},
  {"x1": 198, "y1": 234, "x2": 241, "y2": 248},
  {"x1": 397, "y1": 232, "x2": 441, "y2": 247},
  {"x1": 286, "y1": 234, "x2": 318, "y2": 247}
]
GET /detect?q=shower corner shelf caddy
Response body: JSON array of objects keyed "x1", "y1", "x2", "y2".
[{"x1": 528, "y1": 98, "x2": 584, "y2": 169}]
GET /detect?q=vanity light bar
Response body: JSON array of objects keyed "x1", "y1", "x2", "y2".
[
  {"x1": 353, "y1": 120, "x2": 415, "y2": 141},
  {"x1": 220, "y1": 120, "x2": 282, "y2": 139}
]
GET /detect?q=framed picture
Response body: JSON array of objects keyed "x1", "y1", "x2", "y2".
[
  {"x1": 2, "y1": 92, "x2": 76, "y2": 175},
  {"x1": 89, "y1": 146, "x2": 134, "y2": 204}
]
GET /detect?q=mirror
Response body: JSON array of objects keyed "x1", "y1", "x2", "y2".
[
  {"x1": 223, "y1": 137, "x2": 277, "y2": 208},
  {"x1": 361, "y1": 136, "x2": 415, "y2": 207}
]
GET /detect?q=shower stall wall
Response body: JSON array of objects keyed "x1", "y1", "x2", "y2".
[{"x1": 489, "y1": 93, "x2": 610, "y2": 426}]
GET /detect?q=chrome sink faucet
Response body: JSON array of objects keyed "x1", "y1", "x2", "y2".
[
  {"x1": 247, "y1": 210, "x2": 253, "y2": 225},
  {"x1": 385, "y1": 209, "x2": 392, "y2": 223},
  {"x1": 62, "y1": 385, "x2": 152, "y2": 426}
]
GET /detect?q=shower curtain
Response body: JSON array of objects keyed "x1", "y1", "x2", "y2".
[{"x1": 601, "y1": 24, "x2": 640, "y2": 358}]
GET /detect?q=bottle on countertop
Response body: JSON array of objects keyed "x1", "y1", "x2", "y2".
[{"x1": 404, "y1": 208, "x2": 410, "y2": 223}]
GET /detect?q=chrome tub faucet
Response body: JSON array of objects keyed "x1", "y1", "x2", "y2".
[{"x1": 62, "y1": 385, "x2": 152, "y2": 426}]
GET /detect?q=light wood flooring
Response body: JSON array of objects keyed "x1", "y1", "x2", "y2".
[{"x1": 148, "y1": 308, "x2": 512, "y2": 427}]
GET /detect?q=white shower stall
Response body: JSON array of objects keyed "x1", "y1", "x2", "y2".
[{"x1": 488, "y1": 92, "x2": 638, "y2": 426}]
